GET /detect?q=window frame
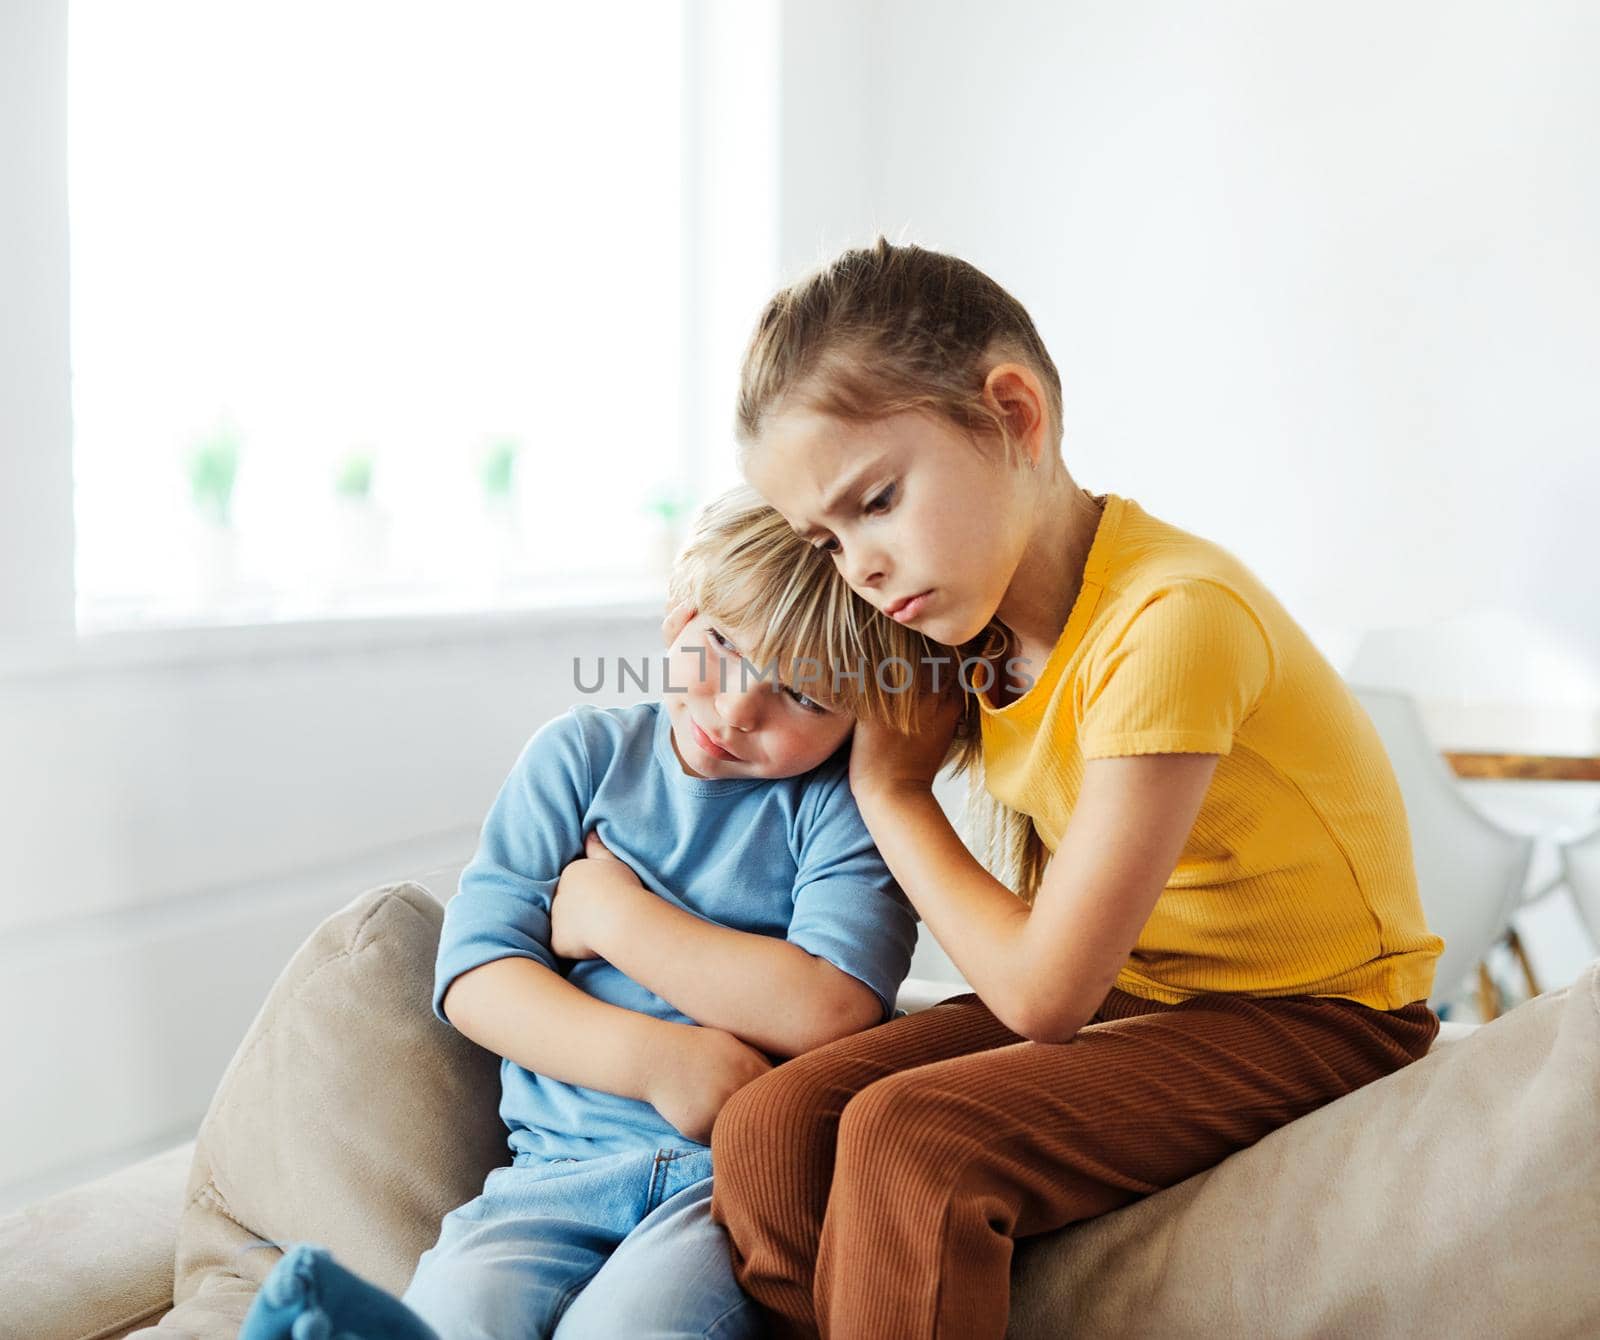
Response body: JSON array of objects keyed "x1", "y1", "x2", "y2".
[{"x1": 1, "y1": 0, "x2": 777, "y2": 663}]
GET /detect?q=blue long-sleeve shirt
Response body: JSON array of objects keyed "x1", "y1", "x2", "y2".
[{"x1": 434, "y1": 701, "x2": 919, "y2": 1161}]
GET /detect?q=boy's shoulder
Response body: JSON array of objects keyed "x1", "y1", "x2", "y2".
[
  {"x1": 788, "y1": 741, "x2": 862, "y2": 832},
  {"x1": 518, "y1": 700, "x2": 659, "y2": 781},
  {"x1": 564, "y1": 698, "x2": 659, "y2": 736},
  {"x1": 546, "y1": 699, "x2": 660, "y2": 760}
]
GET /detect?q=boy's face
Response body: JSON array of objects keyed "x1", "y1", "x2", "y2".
[{"x1": 664, "y1": 613, "x2": 852, "y2": 781}]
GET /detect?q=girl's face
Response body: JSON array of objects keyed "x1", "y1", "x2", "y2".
[
  {"x1": 745, "y1": 408, "x2": 1032, "y2": 647},
  {"x1": 664, "y1": 612, "x2": 853, "y2": 780}
]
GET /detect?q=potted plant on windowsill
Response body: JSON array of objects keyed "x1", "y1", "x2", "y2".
[
  {"x1": 479, "y1": 436, "x2": 525, "y2": 592},
  {"x1": 645, "y1": 485, "x2": 691, "y2": 579},
  {"x1": 183, "y1": 423, "x2": 241, "y2": 613},
  {"x1": 332, "y1": 447, "x2": 388, "y2": 595}
]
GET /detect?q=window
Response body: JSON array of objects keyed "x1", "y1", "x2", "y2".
[{"x1": 68, "y1": 1, "x2": 763, "y2": 631}]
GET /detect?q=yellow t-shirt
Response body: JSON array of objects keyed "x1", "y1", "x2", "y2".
[{"x1": 979, "y1": 493, "x2": 1442, "y2": 1009}]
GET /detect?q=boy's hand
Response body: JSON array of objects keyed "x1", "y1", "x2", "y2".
[
  {"x1": 549, "y1": 872, "x2": 603, "y2": 961},
  {"x1": 550, "y1": 832, "x2": 644, "y2": 960},
  {"x1": 647, "y1": 1026, "x2": 773, "y2": 1145},
  {"x1": 849, "y1": 687, "x2": 965, "y2": 802},
  {"x1": 583, "y1": 829, "x2": 629, "y2": 867}
]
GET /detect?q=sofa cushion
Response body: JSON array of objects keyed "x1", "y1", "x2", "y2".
[
  {"x1": 131, "y1": 878, "x2": 1597, "y2": 1338},
  {"x1": 131, "y1": 882, "x2": 505, "y2": 1338},
  {"x1": 1007, "y1": 959, "x2": 1600, "y2": 1338}
]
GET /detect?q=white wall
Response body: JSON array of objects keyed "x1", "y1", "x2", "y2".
[
  {"x1": 0, "y1": 0, "x2": 74, "y2": 636},
  {"x1": 776, "y1": 0, "x2": 876, "y2": 276},
  {"x1": 0, "y1": 614, "x2": 664, "y2": 1211},
  {"x1": 780, "y1": 0, "x2": 1600, "y2": 750}
]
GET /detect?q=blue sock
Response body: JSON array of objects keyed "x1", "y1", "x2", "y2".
[{"x1": 239, "y1": 1243, "x2": 442, "y2": 1340}]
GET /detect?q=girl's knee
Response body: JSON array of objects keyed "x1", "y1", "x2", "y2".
[{"x1": 835, "y1": 1071, "x2": 963, "y2": 1171}]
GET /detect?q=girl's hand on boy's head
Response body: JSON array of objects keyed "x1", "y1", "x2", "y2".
[
  {"x1": 662, "y1": 601, "x2": 696, "y2": 648},
  {"x1": 848, "y1": 687, "x2": 965, "y2": 804}
]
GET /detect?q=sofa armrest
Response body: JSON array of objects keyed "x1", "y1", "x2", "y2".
[{"x1": 0, "y1": 1141, "x2": 191, "y2": 1340}]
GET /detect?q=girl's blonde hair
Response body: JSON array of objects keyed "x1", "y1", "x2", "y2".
[
  {"x1": 734, "y1": 236, "x2": 1063, "y2": 468},
  {"x1": 730, "y1": 238, "x2": 1059, "y2": 903}
]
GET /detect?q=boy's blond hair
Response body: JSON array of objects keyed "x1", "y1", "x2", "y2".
[
  {"x1": 668, "y1": 486, "x2": 958, "y2": 735},
  {"x1": 664, "y1": 485, "x2": 1049, "y2": 900}
]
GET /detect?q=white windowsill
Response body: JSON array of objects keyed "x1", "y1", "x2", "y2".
[{"x1": 0, "y1": 587, "x2": 668, "y2": 681}]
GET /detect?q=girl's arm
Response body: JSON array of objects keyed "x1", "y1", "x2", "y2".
[
  {"x1": 847, "y1": 695, "x2": 1217, "y2": 1042},
  {"x1": 552, "y1": 837, "x2": 884, "y2": 1057},
  {"x1": 853, "y1": 754, "x2": 1217, "y2": 1042}
]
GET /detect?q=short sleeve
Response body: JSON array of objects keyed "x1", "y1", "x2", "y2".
[
  {"x1": 786, "y1": 771, "x2": 919, "y2": 1022},
  {"x1": 1076, "y1": 580, "x2": 1272, "y2": 760},
  {"x1": 432, "y1": 711, "x2": 594, "y2": 1023}
]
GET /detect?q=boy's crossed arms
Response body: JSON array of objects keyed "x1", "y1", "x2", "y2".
[{"x1": 446, "y1": 820, "x2": 886, "y2": 1145}]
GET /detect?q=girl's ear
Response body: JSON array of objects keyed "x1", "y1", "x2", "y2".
[{"x1": 982, "y1": 362, "x2": 1050, "y2": 469}]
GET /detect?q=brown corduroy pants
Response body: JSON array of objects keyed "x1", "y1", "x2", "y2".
[{"x1": 709, "y1": 985, "x2": 1438, "y2": 1340}]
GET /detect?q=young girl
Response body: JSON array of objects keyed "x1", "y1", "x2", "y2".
[
  {"x1": 707, "y1": 239, "x2": 1446, "y2": 1340},
  {"x1": 237, "y1": 487, "x2": 955, "y2": 1340}
]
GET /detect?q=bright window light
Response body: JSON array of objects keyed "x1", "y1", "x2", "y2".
[{"x1": 69, "y1": 1, "x2": 689, "y2": 629}]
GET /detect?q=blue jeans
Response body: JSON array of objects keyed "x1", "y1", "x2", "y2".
[
  {"x1": 408, "y1": 1146, "x2": 759, "y2": 1339},
  {"x1": 240, "y1": 1147, "x2": 762, "y2": 1340}
]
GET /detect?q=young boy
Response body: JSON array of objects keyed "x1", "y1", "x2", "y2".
[{"x1": 239, "y1": 487, "x2": 940, "y2": 1340}]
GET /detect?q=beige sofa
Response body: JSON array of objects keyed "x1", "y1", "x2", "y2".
[{"x1": 6, "y1": 881, "x2": 1598, "y2": 1339}]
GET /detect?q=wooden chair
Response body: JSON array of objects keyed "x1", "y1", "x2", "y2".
[
  {"x1": 1351, "y1": 686, "x2": 1536, "y2": 1017},
  {"x1": 1557, "y1": 817, "x2": 1600, "y2": 953}
]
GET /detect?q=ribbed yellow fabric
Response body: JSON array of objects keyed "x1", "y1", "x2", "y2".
[{"x1": 980, "y1": 494, "x2": 1443, "y2": 1009}]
